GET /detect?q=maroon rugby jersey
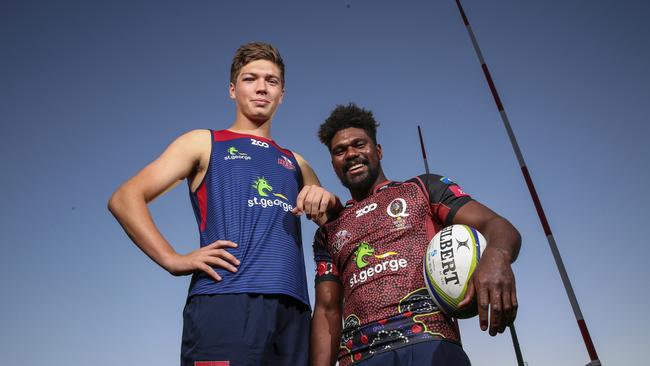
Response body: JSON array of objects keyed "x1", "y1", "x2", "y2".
[{"x1": 313, "y1": 174, "x2": 472, "y2": 365}]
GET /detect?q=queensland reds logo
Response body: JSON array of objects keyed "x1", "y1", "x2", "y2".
[
  {"x1": 387, "y1": 198, "x2": 409, "y2": 218},
  {"x1": 387, "y1": 198, "x2": 410, "y2": 230},
  {"x1": 333, "y1": 230, "x2": 352, "y2": 254},
  {"x1": 277, "y1": 156, "x2": 296, "y2": 170}
]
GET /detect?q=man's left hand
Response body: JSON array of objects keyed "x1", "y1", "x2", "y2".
[{"x1": 458, "y1": 246, "x2": 517, "y2": 336}]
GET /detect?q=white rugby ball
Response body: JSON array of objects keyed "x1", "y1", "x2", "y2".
[{"x1": 423, "y1": 224, "x2": 487, "y2": 318}]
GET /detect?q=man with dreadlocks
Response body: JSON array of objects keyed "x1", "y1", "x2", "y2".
[{"x1": 311, "y1": 103, "x2": 521, "y2": 366}]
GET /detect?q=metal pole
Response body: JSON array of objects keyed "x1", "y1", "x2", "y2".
[
  {"x1": 452, "y1": 1, "x2": 601, "y2": 363},
  {"x1": 418, "y1": 125, "x2": 525, "y2": 365},
  {"x1": 509, "y1": 325, "x2": 525, "y2": 366},
  {"x1": 417, "y1": 126, "x2": 431, "y2": 177}
]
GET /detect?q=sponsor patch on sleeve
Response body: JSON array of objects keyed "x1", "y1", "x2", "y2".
[
  {"x1": 449, "y1": 185, "x2": 469, "y2": 198},
  {"x1": 440, "y1": 176, "x2": 453, "y2": 184},
  {"x1": 316, "y1": 261, "x2": 339, "y2": 277}
]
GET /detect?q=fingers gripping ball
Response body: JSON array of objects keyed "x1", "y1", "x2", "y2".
[{"x1": 423, "y1": 224, "x2": 487, "y2": 318}]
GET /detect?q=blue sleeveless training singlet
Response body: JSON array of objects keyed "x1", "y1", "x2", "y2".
[{"x1": 188, "y1": 129, "x2": 309, "y2": 306}]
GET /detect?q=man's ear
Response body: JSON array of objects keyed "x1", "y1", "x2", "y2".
[
  {"x1": 376, "y1": 143, "x2": 383, "y2": 160},
  {"x1": 229, "y1": 82, "x2": 236, "y2": 100}
]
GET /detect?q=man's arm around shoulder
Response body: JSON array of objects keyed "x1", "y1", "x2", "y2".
[{"x1": 292, "y1": 151, "x2": 342, "y2": 225}]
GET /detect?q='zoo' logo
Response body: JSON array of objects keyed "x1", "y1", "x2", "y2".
[
  {"x1": 355, "y1": 203, "x2": 377, "y2": 218},
  {"x1": 250, "y1": 138, "x2": 269, "y2": 148}
]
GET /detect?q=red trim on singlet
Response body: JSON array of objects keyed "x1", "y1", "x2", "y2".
[
  {"x1": 196, "y1": 180, "x2": 208, "y2": 232},
  {"x1": 212, "y1": 129, "x2": 293, "y2": 157}
]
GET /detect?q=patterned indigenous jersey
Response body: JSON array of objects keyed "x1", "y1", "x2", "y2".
[
  {"x1": 313, "y1": 174, "x2": 473, "y2": 365},
  {"x1": 188, "y1": 129, "x2": 309, "y2": 306}
]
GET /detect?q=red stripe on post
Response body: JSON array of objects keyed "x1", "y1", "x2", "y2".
[
  {"x1": 481, "y1": 64, "x2": 505, "y2": 112},
  {"x1": 521, "y1": 166, "x2": 552, "y2": 236},
  {"x1": 577, "y1": 319, "x2": 599, "y2": 361},
  {"x1": 455, "y1": 0, "x2": 470, "y2": 26}
]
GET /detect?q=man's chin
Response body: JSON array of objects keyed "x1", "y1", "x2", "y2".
[
  {"x1": 248, "y1": 113, "x2": 272, "y2": 124},
  {"x1": 342, "y1": 174, "x2": 373, "y2": 191}
]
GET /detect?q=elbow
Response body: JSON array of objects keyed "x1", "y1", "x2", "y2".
[
  {"x1": 324, "y1": 306, "x2": 342, "y2": 318},
  {"x1": 321, "y1": 303, "x2": 343, "y2": 321},
  {"x1": 107, "y1": 188, "x2": 128, "y2": 218},
  {"x1": 485, "y1": 216, "x2": 522, "y2": 263},
  {"x1": 514, "y1": 226, "x2": 522, "y2": 245},
  {"x1": 107, "y1": 192, "x2": 119, "y2": 216},
  {"x1": 314, "y1": 301, "x2": 341, "y2": 319},
  {"x1": 512, "y1": 227, "x2": 522, "y2": 261},
  {"x1": 503, "y1": 219, "x2": 522, "y2": 262}
]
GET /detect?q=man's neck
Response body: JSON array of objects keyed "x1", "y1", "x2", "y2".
[
  {"x1": 228, "y1": 116, "x2": 273, "y2": 139},
  {"x1": 350, "y1": 174, "x2": 388, "y2": 202}
]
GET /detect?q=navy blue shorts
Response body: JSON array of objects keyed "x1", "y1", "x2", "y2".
[
  {"x1": 354, "y1": 340, "x2": 471, "y2": 366},
  {"x1": 181, "y1": 293, "x2": 310, "y2": 366}
]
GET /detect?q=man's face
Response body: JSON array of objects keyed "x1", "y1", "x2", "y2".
[
  {"x1": 330, "y1": 127, "x2": 382, "y2": 191},
  {"x1": 229, "y1": 59, "x2": 284, "y2": 123}
]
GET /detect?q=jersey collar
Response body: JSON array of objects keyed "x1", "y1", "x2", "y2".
[{"x1": 344, "y1": 179, "x2": 393, "y2": 207}]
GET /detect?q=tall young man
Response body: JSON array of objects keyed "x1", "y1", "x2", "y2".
[
  {"x1": 311, "y1": 104, "x2": 521, "y2": 366},
  {"x1": 109, "y1": 42, "x2": 336, "y2": 366}
]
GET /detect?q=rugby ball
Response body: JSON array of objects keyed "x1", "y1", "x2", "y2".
[{"x1": 423, "y1": 224, "x2": 487, "y2": 318}]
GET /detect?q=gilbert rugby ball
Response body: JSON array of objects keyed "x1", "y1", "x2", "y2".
[{"x1": 423, "y1": 224, "x2": 487, "y2": 318}]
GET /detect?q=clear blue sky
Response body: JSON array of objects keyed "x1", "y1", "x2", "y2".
[{"x1": 2, "y1": 1, "x2": 649, "y2": 365}]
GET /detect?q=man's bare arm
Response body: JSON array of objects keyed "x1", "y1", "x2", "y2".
[
  {"x1": 108, "y1": 129, "x2": 239, "y2": 281},
  {"x1": 292, "y1": 152, "x2": 342, "y2": 225},
  {"x1": 311, "y1": 281, "x2": 343, "y2": 366},
  {"x1": 454, "y1": 200, "x2": 521, "y2": 336}
]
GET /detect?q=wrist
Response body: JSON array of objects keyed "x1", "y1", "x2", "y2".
[
  {"x1": 327, "y1": 196, "x2": 343, "y2": 215},
  {"x1": 484, "y1": 245, "x2": 513, "y2": 263},
  {"x1": 159, "y1": 250, "x2": 180, "y2": 272}
]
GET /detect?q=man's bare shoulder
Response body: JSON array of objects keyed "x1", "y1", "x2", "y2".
[
  {"x1": 169, "y1": 129, "x2": 212, "y2": 159},
  {"x1": 291, "y1": 151, "x2": 318, "y2": 180},
  {"x1": 176, "y1": 129, "x2": 211, "y2": 146},
  {"x1": 292, "y1": 151, "x2": 316, "y2": 171},
  {"x1": 292, "y1": 150, "x2": 306, "y2": 164}
]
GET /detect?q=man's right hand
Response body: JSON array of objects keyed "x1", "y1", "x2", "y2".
[
  {"x1": 164, "y1": 240, "x2": 240, "y2": 282},
  {"x1": 292, "y1": 185, "x2": 340, "y2": 223}
]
